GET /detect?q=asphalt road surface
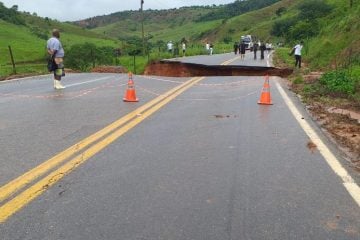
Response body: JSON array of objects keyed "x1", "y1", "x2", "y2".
[
  {"x1": 0, "y1": 53, "x2": 359, "y2": 239},
  {"x1": 168, "y1": 50, "x2": 273, "y2": 67}
]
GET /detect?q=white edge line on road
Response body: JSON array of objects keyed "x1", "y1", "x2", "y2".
[
  {"x1": 267, "y1": 51, "x2": 273, "y2": 67},
  {"x1": 65, "y1": 76, "x2": 115, "y2": 87},
  {"x1": 0, "y1": 74, "x2": 52, "y2": 84},
  {"x1": 275, "y1": 79, "x2": 360, "y2": 207}
]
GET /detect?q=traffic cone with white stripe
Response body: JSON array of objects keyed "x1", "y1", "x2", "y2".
[
  {"x1": 257, "y1": 75, "x2": 273, "y2": 105},
  {"x1": 123, "y1": 72, "x2": 139, "y2": 102}
]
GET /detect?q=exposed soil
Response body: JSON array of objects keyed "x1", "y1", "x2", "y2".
[
  {"x1": 307, "y1": 103, "x2": 360, "y2": 170},
  {"x1": 144, "y1": 60, "x2": 293, "y2": 77},
  {"x1": 290, "y1": 72, "x2": 360, "y2": 172}
]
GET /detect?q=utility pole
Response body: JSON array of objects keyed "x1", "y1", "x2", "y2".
[{"x1": 140, "y1": 0, "x2": 145, "y2": 55}]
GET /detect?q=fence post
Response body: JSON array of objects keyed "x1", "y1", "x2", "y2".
[
  {"x1": 91, "y1": 49, "x2": 95, "y2": 68},
  {"x1": 133, "y1": 55, "x2": 136, "y2": 74},
  {"x1": 8, "y1": 45, "x2": 16, "y2": 74}
]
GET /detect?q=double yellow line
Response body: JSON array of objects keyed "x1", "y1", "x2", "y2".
[
  {"x1": 0, "y1": 76, "x2": 205, "y2": 223},
  {"x1": 221, "y1": 56, "x2": 242, "y2": 66}
]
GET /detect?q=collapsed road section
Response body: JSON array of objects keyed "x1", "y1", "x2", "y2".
[{"x1": 144, "y1": 60, "x2": 293, "y2": 77}]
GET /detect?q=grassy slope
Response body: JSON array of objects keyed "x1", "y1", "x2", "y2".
[
  {"x1": 0, "y1": 14, "x2": 120, "y2": 76},
  {"x1": 204, "y1": 0, "x2": 298, "y2": 43},
  {"x1": 207, "y1": 0, "x2": 359, "y2": 70},
  {"x1": 91, "y1": 7, "x2": 215, "y2": 41},
  {"x1": 0, "y1": 20, "x2": 45, "y2": 64},
  {"x1": 0, "y1": 15, "x2": 119, "y2": 64},
  {"x1": 305, "y1": 0, "x2": 360, "y2": 69}
]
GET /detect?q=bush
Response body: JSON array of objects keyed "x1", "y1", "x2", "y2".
[
  {"x1": 319, "y1": 70, "x2": 356, "y2": 95},
  {"x1": 271, "y1": 18, "x2": 296, "y2": 37},
  {"x1": 289, "y1": 21, "x2": 318, "y2": 40},
  {"x1": 223, "y1": 36, "x2": 232, "y2": 44},
  {"x1": 66, "y1": 43, "x2": 115, "y2": 71}
]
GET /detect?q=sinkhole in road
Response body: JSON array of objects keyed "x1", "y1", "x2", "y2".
[{"x1": 144, "y1": 60, "x2": 293, "y2": 77}]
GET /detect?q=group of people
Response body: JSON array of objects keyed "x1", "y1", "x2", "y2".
[
  {"x1": 233, "y1": 41, "x2": 269, "y2": 60},
  {"x1": 252, "y1": 41, "x2": 267, "y2": 60},
  {"x1": 233, "y1": 41, "x2": 247, "y2": 59},
  {"x1": 167, "y1": 41, "x2": 187, "y2": 57}
]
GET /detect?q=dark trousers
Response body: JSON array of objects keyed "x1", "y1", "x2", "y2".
[
  {"x1": 254, "y1": 50, "x2": 257, "y2": 59},
  {"x1": 295, "y1": 55, "x2": 302, "y2": 68}
]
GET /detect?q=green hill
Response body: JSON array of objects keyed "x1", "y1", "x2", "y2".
[{"x1": 0, "y1": 3, "x2": 119, "y2": 76}]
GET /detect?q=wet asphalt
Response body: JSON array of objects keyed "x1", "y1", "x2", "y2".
[{"x1": 0, "y1": 53, "x2": 359, "y2": 239}]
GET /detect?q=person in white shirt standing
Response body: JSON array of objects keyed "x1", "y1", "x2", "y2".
[
  {"x1": 293, "y1": 41, "x2": 304, "y2": 68},
  {"x1": 182, "y1": 42, "x2": 186, "y2": 57},
  {"x1": 167, "y1": 41, "x2": 173, "y2": 54},
  {"x1": 205, "y1": 42, "x2": 210, "y2": 55}
]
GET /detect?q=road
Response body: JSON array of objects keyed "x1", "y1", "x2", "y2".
[
  {"x1": 168, "y1": 50, "x2": 273, "y2": 67},
  {"x1": 0, "y1": 53, "x2": 359, "y2": 239}
]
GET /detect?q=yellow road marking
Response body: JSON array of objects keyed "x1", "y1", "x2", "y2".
[
  {"x1": 0, "y1": 77, "x2": 201, "y2": 203},
  {"x1": 0, "y1": 77, "x2": 205, "y2": 223},
  {"x1": 221, "y1": 56, "x2": 242, "y2": 66},
  {"x1": 275, "y1": 80, "x2": 360, "y2": 207}
]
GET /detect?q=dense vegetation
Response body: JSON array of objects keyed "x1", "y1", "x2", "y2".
[
  {"x1": 271, "y1": 0, "x2": 333, "y2": 43},
  {"x1": 0, "y1": 2, "x2": 25, "y2": 25},
  {"x1": 196, "y1": 0, "x2": 281, "y2": 22}
]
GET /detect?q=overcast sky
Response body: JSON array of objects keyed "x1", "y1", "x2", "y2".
[{"x1": 1, "y1": 0, "x2": 236, "y2": 21}]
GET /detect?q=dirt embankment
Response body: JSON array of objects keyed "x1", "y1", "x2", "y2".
[
  {"x1": 293, "y1": 73, "x2": 360, "y2": 171},
  {"x1": 144, "y1": 60, "x2": 293, "y2": 77}
]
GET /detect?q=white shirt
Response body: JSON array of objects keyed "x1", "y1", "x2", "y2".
[
  {"x1": 294, "y1": 44, "x2": 303, "y2": 56},
  {"x1": 167, "y1": 42, "x2": 173, "y2": 50},
  {"x1": 205, "y1": 43, "x2": 210, "y2": 50},
  {"x1": 182, "y1": 43, "x2": 186, "y2": 50}
]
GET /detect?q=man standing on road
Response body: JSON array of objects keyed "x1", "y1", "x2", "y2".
[
  {"x1": 205, "y1": 42, "x2": 210, "y2": 55},
  {"x1": 240, "y1": 41, "x2": 246, "y2": 59},
  {"x1": 47, "y1": 29, "x2": 65, "y2": 89},
  {"x1": 253, "y1": 41, "x2": 259, "y2": 60},
  {"x1": 182, "y1": 42, "x2": 186, "y2": 57},
  {"x1": 233, "y1": 42, "x2": 239, "y2": 55},
  {"x1": 260, "y1": 42, "x2": 266, "y2": 60},
  {"x1": 293, "y1": 41, "x2": 304, "y2": 68},
  {"x1": 209, "y1": 43, "x2": 214, "y2": 55}
]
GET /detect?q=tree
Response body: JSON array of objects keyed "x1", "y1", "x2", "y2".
[
  {"x1": 10, "y1": 5, "x2": 18, "y2": 11},
  {"x1": 275, "y1": 7, "x2": 286, "y2": 17}
]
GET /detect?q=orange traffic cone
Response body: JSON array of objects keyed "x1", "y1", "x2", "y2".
[
  {"x1": 257, "y1": 75, "x2": 273, "y2": 105},
  {"x1": 123, "y1": 72, "x2": 139, "y2": 102}
]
